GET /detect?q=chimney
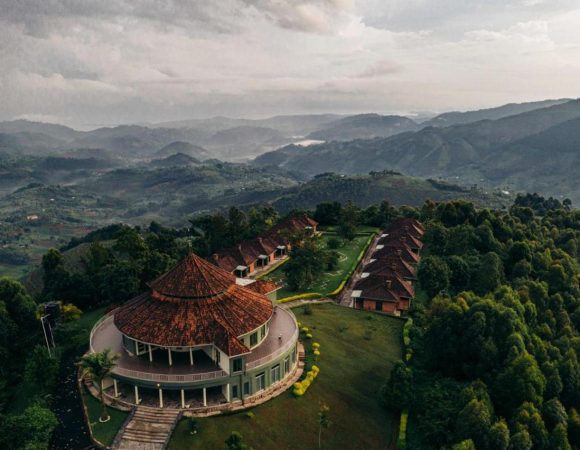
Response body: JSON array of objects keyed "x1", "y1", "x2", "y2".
[
  {"x1": 391, "y1": 263, "x2": 397, "y2": 271},
  {"x1": 258, "y1": 237, "x2": 263, "y2": 244},
  {"x1": 386, "y1": 280, "x2": 392, "y2": 289},
  {"x1": 396, "y1": 249, "x2": 402, "y2": 256},
  {"x1": 212, "y1": 253, "x2": 219, "y2": 261}
]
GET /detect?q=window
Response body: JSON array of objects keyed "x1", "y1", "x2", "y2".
[
  {"x1": 271, "y1": 365, "x2": 280, "y2": 383},
  {"x1": 284, "y1": 357, "x2": 290, "y2": 374},
  {"x1": 232, "y1": 385, "x2": 239, "y2": 399},
  {"x1": 256, "y1": 373, "x2": 265, "y2": 391},
  {"x1": 260, "y1": 325, "x2": 266, "y2": 339},
  {"x1": 375, "y1": 301, "x2": 382, "y2": 311},
  {"x1": 243, "y1": 381, "x2": 250, "y2": 396},
  {"x1": 292, "y1": 347, "x2": 296, "y2": 363},
  {"x1": 215, "y1": 349, "x2": 221, "y2": 364},
  {"x1": 232, "y1": 358, "x2": 243, "y2": 373},
  {"x1": 250, "y1": 332, "x2": 258, "y2": 347}
]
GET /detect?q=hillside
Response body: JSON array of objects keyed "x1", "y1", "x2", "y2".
[
  {"x1": 307, "y1": 114, "x2": 419, "y2": 141},
  {"x1": 271, "y1": 172, "x2": 512, "y2": 212},
  {"x1": 148, "y1": 153, "x2": 200, "y2": 168},
  {"x1": 255, "y1": 99, "x2": 580, "y2": 201},
  {"x1": 155, "y1": 141, "x2": 210, "y2": 160},
  {"x1": 422, "y1": 98, "x2": 571, "y2": 127}
]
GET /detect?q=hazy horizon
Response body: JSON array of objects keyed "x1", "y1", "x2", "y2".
[{"x1": 2, "y1": 1, "x2": 580, "y2": 129}]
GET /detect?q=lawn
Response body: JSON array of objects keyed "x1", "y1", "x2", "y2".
[
  {"x1": 167, "y1": 303, "x2": 404, "y2": 450},
  {"x1": 83, "y1": 387, "x2": 129, "y2": 447},
  {"x1": 264, "y1": 232, "x2": 374, "y2": 299}
]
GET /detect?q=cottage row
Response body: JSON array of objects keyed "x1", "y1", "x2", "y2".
[
  {"x1": 352, "y1": 218, "x2": 425, "y2": 316},
  {"x1": 209, "y1": 214, "x2": 319, "y2": 277}
]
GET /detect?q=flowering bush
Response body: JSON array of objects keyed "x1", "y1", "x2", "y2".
[
  {"x1": 305, "y1": 333, "x2": 313, "y2": 339},
  {"x1": 312, "y1": 342, "x2": 320, "y2": 349}
]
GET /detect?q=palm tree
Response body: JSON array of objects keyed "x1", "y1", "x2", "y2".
[
  {"x1": 78, "y1": 348, "x2": 119, "y2": 423},
  {"x1": 318, "y1": 403, "x2": 331, "y2": 450}
]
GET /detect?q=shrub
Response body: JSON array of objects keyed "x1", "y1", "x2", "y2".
[
  {"x1": 314, "y1": 350, "x2": 321, "y2": 357},
  {"x1": 337, "y1": 323, "x2": 349, "y2": 333},
  {"x1": 245, "y1": 411, "x2": 255, "y2": 420},
  {"x1": 302, "y1": 304, "x2": 313, "y2": 315},
  {"x1": 312, "y1": 342, "x2": 320, "y2": 349},
  {"x1": 306, "y1": 333, "x2": 313, "y2": 339}
]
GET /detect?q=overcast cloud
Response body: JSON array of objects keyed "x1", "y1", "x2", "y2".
[{"x1": 0, "y1": 0, "x2": 579, "y2": 128}]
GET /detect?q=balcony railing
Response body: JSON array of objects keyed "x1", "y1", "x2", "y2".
[{"x1": 112, "y1": 366, "x2": 228, "y2": 383}]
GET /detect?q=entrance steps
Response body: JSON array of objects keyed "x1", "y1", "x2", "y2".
[{"x1": 113, "y1": 407, "x2": 180, "y2": 450}]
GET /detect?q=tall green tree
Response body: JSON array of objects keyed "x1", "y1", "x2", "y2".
[{"x1": 78, "y1": 349, "x2": 119, "y2": 422}]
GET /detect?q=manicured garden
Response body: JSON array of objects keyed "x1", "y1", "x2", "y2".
[
  {"x1": 167, "y1": 303, "x2": 404, "y2": 450},
  {"x1": 264, "y1": 231, "x2": 374, "y2": 300}
]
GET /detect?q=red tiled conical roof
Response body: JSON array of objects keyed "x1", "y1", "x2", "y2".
[
  {"x1": 149, "y1": 253, "x2": 236, "y2": 298},
  {"x1": 114, "y1": 252, "x2": 273, "y2": 355}
]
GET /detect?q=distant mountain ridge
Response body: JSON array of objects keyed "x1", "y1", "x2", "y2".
[
  {"x1": 254, "y1": 98, "x2": 580, "y2": 202},
  {"x1": 307, "y1": 114, "x2": 419, "y2": 141},
  {"x1": 422, "y1": 98, "x2": 572, "y2": 128}
]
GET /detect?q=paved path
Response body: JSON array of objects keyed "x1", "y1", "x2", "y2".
[
  {"x1": 338, "y1": 232, "x2": 382, "y2": 307},
  {"x1": 114, "y1": 408, "x2": 180, "y2": 450}
]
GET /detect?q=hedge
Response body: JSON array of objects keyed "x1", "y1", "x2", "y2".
[
  {"x1": 397, "y1": 411, "x2": 408, "y2": 449},
  {"x1": 278, "y1": 292, "x2": 324, "y2": 303},
  {"x1": 255, "y1": 257, "x2": 289, "y2": 280}
]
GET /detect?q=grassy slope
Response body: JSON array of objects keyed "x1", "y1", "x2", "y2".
[
  {"x1": 168, "y1": 303, "x2": 403, "y2": 450},
  {"x1": 265, "y1": 232, "x2": 372, "y2": 299}
]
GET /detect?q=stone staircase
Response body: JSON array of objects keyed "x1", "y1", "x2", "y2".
[{"x1": 114, "y1": 407, "x2": 180, "y2": 450}]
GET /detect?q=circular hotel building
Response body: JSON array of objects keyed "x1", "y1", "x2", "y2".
[{"x1": 89, "y1": 252, "x2": 299, "y2": 411}]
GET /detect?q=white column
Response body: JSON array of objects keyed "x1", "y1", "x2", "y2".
[
  {"x1": 189, "y1": 348, "x2": 194, "y2": 366},
  {"x1": 134, "y1": 385, "x2": 140, "y2": 405},
  {"x1": 113, "y1": 379, "x2": 119, "y2": 398},
  {"x1": 203, "y1": 387, "x2": 207, "y2": 406},
  {"x1": 181, "y1": 389, "x2": 185, "y2": 409},
  {"x1": 226, "y1": 383, "x2": 231, "y2": 402},
  {"x1": 159, "y1": 388, "x2": 164, "y2": 408},
  {"x1": 168, "y1": 348, "x2": 173, "y2": 366},
  {"x1": 148, "y1": 344, "x2": 153, "y2": 362}
]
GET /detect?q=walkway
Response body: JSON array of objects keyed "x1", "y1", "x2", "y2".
[
  {"x1": 114, "y1": 407, "x2": 180, "y2": 450},
  {"x1": 338, "y1": 232, "x2": 382, "y2": 307}
]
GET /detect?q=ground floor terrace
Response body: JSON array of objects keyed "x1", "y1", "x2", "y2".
[{"x1": 89, "y1": 306, "x2": 299, "y2": 411}]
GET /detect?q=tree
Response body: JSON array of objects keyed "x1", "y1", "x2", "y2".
[
  {"x1": 487, "y1": 420, "x2": 510, "y2": 450},
  {"x1": 418, "y1": 256, "x2": 451, "y2": 298},
  {"x1": 224, "y1": 431, "x2": 253, "y2": 450},
  {"x1": 78, "y1": 349, "x2": 119, "y2": 422},
  {"x1": 494, "y1": 355, "x2": 546, "y2": 415},
  {"x1": 381, "y1": 361, "x2": 413, "y2": 411},
  {"x1": 474, "y1": 252, "x2": 503, "y2": 295},
  {"x1": 24, "y1": 345, "x2": 60, "y2": 393},
  {"x1": 0, "y1": 404, "x2": 58, "y2": 450},
  {"x1": 509, "y1": 430, "x2": 533, "y2": 450},
  {"x1": 314, "y1": 202, "x2": 342, "y2": 225},
  {"x1": 283, "y1": 235, "x2": 328, "y2": 291},
  {"x1": 455, "y1": 399, "x2": 491, "y2": 449},
  {"x1": 318, "y1": 403, "x2": 331, "y2": 450},
  {"x1": 549, "y1": 423, "x2": 571, "y2": 450}
]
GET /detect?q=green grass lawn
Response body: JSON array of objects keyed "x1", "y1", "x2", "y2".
[
  {"x1": 83, "y1": 387, "x2": 129, "y2": 446},
  {"x1": 264, "y1": 232, "x2": 373, "y2": 299},
  {"x1": 167, "y1": 303, "x2": 404, "y2": 450}
]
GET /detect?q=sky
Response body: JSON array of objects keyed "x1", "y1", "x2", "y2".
[{"x1": 1, "y1": 0, "x2": 580, "y2": 128}]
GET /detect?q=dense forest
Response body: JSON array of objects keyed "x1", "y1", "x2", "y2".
[
  {"x1": 383, "y1": 195, "x2": 579, "y2": 449},
  {"x1": 0, "y1": 195, "x2": 578, "y2": 449}
]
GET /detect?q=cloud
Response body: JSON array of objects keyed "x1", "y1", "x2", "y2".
[
  {"x1": 0, "y1": 0, "x2": 579, "y2": 127},
  {"x1": 356, "y1": 60, "x2": 402, "y2": 78}
]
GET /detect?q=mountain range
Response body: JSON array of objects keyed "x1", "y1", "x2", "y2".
[{"x1": 255, "y1": 98, "x2": 580, "y2": 202}]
